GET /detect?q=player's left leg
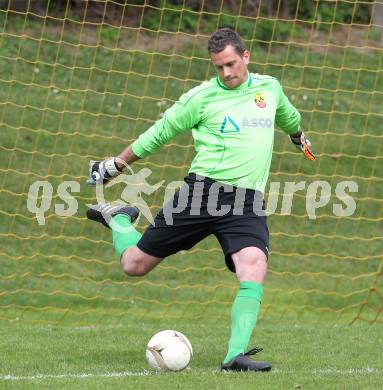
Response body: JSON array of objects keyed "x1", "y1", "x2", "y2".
[
  {"x1": 221, "y1": 247, "x2": 271, "y2": 371},
  {"x1": 214, "y1": 213, "x2": 271, "y2": 371}
]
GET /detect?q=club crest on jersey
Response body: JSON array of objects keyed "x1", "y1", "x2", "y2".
[{"x1": 255, "y1": 93, "x2": 266, "y2": 108}]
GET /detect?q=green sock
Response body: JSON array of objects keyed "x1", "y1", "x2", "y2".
[
  {"x1": 111, "y1": 214, "x2": 142, "y2": 259},
  {"x1": 223, "y1": 281, "x2": 264, "y2": 364}
]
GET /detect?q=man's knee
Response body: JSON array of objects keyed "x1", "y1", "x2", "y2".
[
  {"x1": 121, "y1": 251, "x2": 148, "y2": 276},
  {"x1": 121, "y1": 260, "x2": 148, "y2": 276},
  {"x1": 120, "y1": 247, "x2": 161, "y2": 276},
  {"x1": 232, "y1": 247, "x2": 268, "y2": 282}
]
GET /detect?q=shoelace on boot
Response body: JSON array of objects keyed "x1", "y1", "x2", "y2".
[{"x1": 244, "y1": 346, "x2": 263, "y2": 356}]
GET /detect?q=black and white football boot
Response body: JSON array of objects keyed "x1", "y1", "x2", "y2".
[
  {"x1": 86, "y1": 203, "x2": 139, "y2": 229},
  {"x1": 221, "y1": 347, "x2": 272, "y2": 372}
]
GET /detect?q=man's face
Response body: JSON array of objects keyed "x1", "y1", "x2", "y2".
[{"x1": 210, "y1": 45, "x2": 250, "y2": 89}]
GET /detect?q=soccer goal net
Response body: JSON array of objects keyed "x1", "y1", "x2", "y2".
[{"x1": 0, "y1": 0, "x2": 381, "y2": 326}]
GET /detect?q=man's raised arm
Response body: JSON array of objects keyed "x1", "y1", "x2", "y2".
[{"x1": 86, "y1": 88, "x2": 201, "y2": 186}]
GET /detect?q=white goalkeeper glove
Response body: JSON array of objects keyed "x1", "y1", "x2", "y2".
[
  {"x1": 87, "y1": 158, "x2": 123, "y2": 185},
  {"x1": 289, "y1": 130, "x2": 316, "y2": 161}
]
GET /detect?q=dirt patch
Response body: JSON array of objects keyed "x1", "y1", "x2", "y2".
[
  {"x1": 11, "y1": 20, "x2": 383, "y2": 57},
  {"x1": 292, "y1": 25, "x2": 382, "y2": 55}
]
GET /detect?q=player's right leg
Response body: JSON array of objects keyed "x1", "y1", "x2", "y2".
[{"x1": 86, "y1": 203, "x2": 162, "y2": 276}]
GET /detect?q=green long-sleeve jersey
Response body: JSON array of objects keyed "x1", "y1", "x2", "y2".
[{"x1": 131, "y1": 72, "x2": 301, "y2": 193}]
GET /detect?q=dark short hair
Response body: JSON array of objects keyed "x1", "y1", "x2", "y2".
[{"x1": 208, "y1": 28, "x2": 246, "y2": 56}]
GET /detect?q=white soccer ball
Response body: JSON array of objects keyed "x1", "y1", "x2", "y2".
[{"x1": 146, "y1": 330, "x2": 193, "y2": 371}]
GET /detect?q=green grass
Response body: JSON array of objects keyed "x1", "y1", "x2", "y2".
[
  {"x1": 0, "y1": 322, "x2": 382, "y2": 389},
  {"x1": 0, "y1": 13, "x2": 382, "y2": 389}
]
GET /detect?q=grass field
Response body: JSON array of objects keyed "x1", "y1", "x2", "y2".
[
  {"x1": 1, "y1": 322, "x2": 382, "y2": 389},
  {"x1": 0, "y1": 11, "x2": 382, "y2": 389}
]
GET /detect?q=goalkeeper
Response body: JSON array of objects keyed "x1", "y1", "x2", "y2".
[{"x1": 86, "y1": 28, "x2": 315, "y2": 372}]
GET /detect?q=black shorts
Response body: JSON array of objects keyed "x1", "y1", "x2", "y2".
[{"x1": 137, "y1": 173, "x2": 269, "y2": 272}]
